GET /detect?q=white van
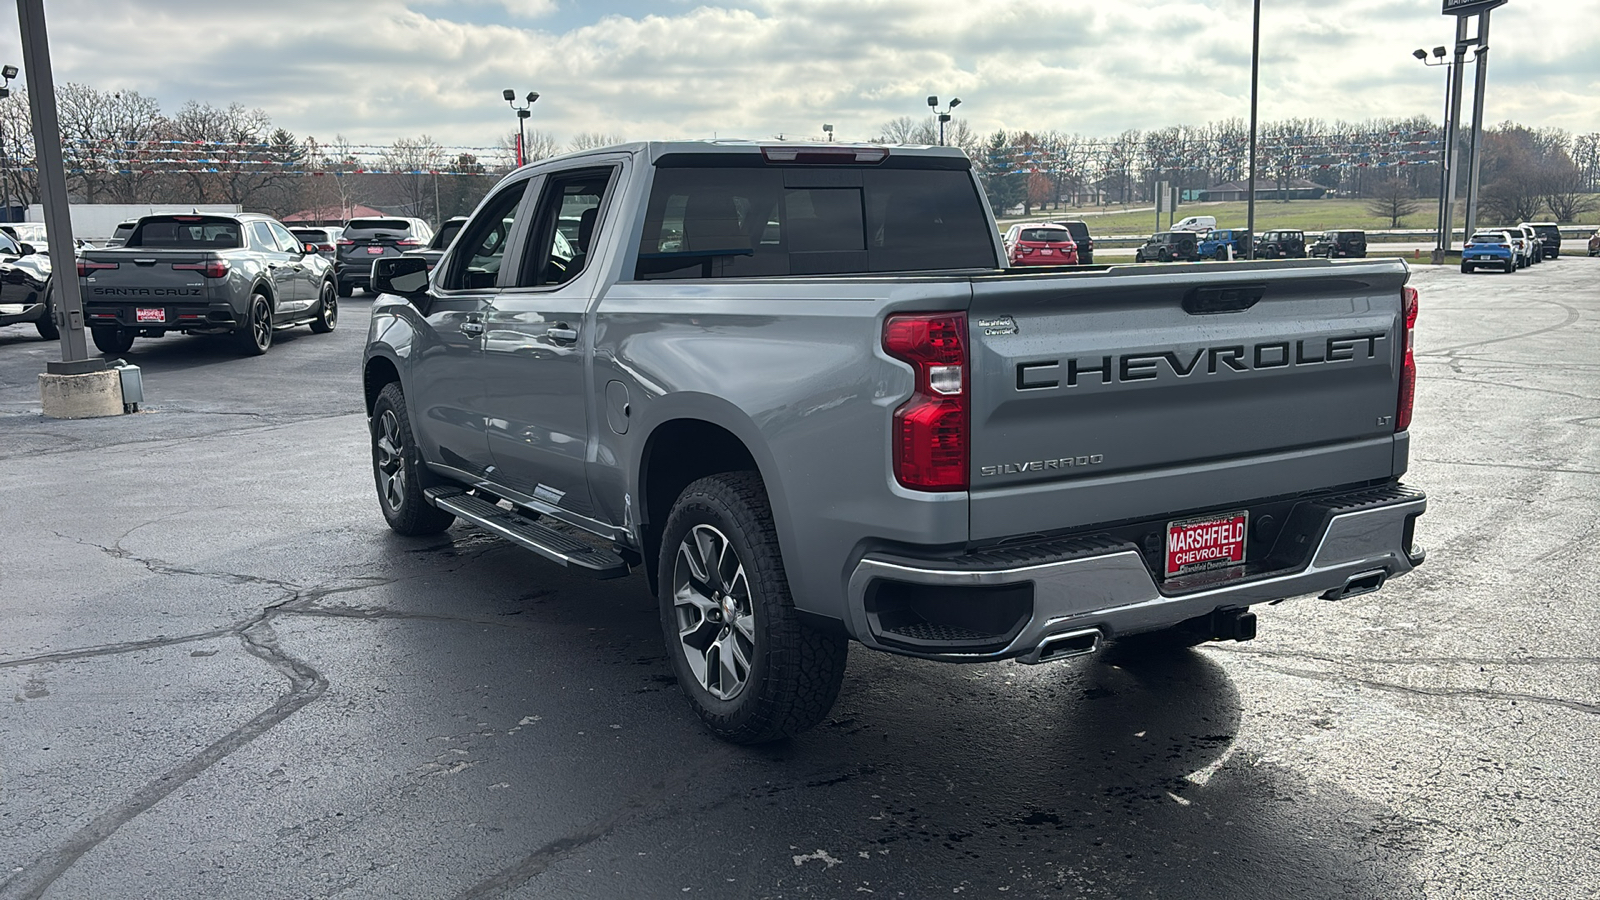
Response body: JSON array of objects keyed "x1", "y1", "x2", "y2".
[{"x1": 1171, "y1": 215, "x2": 1217, "y2": 232}]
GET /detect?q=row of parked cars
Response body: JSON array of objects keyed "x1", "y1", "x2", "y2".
[
  {"x1": 1460, "y1": 223, "x2": 1562, "y2": 273},
  {"x1": 1130, "y1": 228, "x2": 1368, "y2": 263}
]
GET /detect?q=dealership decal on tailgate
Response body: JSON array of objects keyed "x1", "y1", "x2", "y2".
[
  {"x1": 1165, "y1": 511, "x2": 1248, "y2": 577},
  {"x1": 135, "y1": 307, "x2": 166, "y2": 323}
]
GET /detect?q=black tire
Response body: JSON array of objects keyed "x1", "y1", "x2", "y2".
[
  {"x1": 337, "y1": 281, "x2": 354, "y2": 298},
  {"x1": 1134, "y1": 250, "x2": 1145, "y2": 262},
  {"x1": 370, "y1": 383, "x2": 456, "y2": 535},
  {"x1": 91, "y1": 325, "x2": 135, "y2": 354},
  {"x1": 657, "y1": 472, "x2": 848, "y2": 744},
  {"x1": 1461, "y1": 263, "x2": 1473, "y2": 274},
  {"x1": 310, "y1": 281, "x2": 337, "y2": 334},
  {"x1": 1214, "y1": 248, "x2": 1229, "y2": 261},
  {"x1": 1158, "y1": 248, "x2": 1172, "y2": 262},
  {"x1": 35, "y1": 286, "x2": 58, "y2": 341},
  {"x1": 235, "y1": 292, "x2": 273, "y2": 356}
]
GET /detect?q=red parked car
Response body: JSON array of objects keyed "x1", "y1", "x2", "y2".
[{"x1": 1003, "y1": 223, "x2": 1079, "y2": 266}]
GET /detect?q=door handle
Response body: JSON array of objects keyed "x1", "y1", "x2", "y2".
[
  {"x1": 546, "y1": 325, "x2": 578, "y2": 345},
  {"x1": 459, "y1": 319, "x2": 484, "y2": 336}
]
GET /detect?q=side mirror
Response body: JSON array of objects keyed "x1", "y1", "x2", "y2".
[
  {"x1": 16, "y1": 242, "x2": 35, "y2": 256},
  {"x1": 372, "y1": 255, "x2": 429, "y2": 296}
]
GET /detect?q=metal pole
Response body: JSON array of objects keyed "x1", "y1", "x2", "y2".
[
  {"x1": 1432, "y1": 59, "x2": 1454, "y2": 264},
  {"x1": 17, "y1": 0, "x2": 98, "y2": 373},
  {"x1": 517, "y1": 118, "x2": 525, "y2": 167},
  {"x1": 0, "y1": 107, "x2": 8, "y2": 223},
  {"x1": 1442, "y1": 17, "x2": 1469, "y2": 253},
  {"x1": 1462, "y1": 10, "x2": 1491, "y2": 243},
  {"x1": 1244, "y1": 0, "x2": 1261, "y2": 259}
]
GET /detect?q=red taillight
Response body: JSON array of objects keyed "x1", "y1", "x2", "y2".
[
  {"x1": 1396, "y1": 286, "x2": 1418, "y2": 432},
  {"x1": 337, "y1": 238, "x2": 355, "y2": 247},
  {"x1": 883, "y1": 313, "x2": 968, "y2": 491},
  {"x1": 173, "y1": 260, "x2": 231, "y2": 278},
  {"x1": 317, "y1": 243, "x2": 334, "y2": 252},
  {"x1": 77, "y1": 260, "x2": 118, "y2": 276},
  {"x1": 396, "y1": 238, "x2": 421, "y2": 248}
]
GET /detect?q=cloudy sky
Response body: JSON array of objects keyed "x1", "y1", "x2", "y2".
[{"x1": 0, "y1": 0, "x2": 1595, "y2": 153}]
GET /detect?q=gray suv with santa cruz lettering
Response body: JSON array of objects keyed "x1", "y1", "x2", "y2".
[
  {"x1": 363, "y1": 141, "x2": 1426, "y2": 744},
  {"x1": 75, "y1": 213, "x2": 338, "y2": 355}
]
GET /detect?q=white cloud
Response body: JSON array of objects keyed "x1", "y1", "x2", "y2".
[{"x1": 0, "y1": 0, "x2": 1593, "y2": 150}]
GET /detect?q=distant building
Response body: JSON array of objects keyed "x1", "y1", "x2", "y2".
[
  {"x1": 283, "y1": 204, "x2": 389, "y2": 225},
  {"x1": 1201, "y1": 179, "x2": 1328, "y2": 202}
]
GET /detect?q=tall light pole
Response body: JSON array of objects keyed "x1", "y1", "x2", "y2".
[
  {"x1": 503, "y1": 89, "x2": 538, "y2": 167},
  {"x1": 1244, "y1": 0, "x2": 1261, "y2": 260},
  {"x1": 822, "y1": 123, "x2": 834, "y2": 142},
  {"x1": 0, "y1": 64, "x2": 15, "y2": 224},
  {"x1": 1416, "y1": 46, "x2": 1456, "y2": 264},
  {"x1": 927, "y1": 95, "x2": 960, "y2": 146}
]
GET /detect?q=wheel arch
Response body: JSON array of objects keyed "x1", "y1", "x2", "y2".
[
  {"x1": 635, "y1": 412, "x2": 773, "y2": 594},
  {"x1": 363, "y1": 353, "x2": 402, "y2": 415}
]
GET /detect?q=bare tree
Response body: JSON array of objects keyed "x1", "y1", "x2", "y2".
[
  {"x1": 568, "y1": 132, "x2": 625, "y2": 152},
  {"x1": 379, "y1": 135, "x2": 447, "y2": 220},
  {"x1": 0, "y1": 87, "x2": 38, "y2": 207},
  {"x1": 1539, "y1": 164, "x2": 1596, "y2": 223},
  {"x1": 1365, "y1": 178, "x2": 1422, "y2": 227}
]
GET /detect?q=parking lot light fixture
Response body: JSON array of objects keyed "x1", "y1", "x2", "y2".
[
  {"x1": 929, "y1": 96, "x2": 961, "y2": 146},
  {"x1": 505, "y1": 89, "x2": 539, "y2": 167},
  {"x1": 1417, "y1": 45, "x2": 1464, "y2": 264}
]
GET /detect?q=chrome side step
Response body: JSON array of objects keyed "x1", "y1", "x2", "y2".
[{"x1": 425, "y1": 487, "x2": 629, "y2": 579}]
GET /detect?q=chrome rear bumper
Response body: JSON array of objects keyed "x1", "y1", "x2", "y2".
[{"x1": 846, "y1": 485, "x2": 1426, "y2": 663}]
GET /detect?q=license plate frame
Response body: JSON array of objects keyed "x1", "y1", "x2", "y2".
[
  {"x1": 366, "y1": 246, "x2": 385, "y2": 255},
  {"x1": 135, "y1": 307, "x2": 166, "y2": 323},
  {"x1": 1164, "y1": 510, "x2": 1248, "y2": 578}
]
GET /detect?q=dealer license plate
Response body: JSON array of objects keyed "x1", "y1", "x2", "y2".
[
  {"x1": 135, "y1": 307, "x2": 166, "y2": 323},
  {"x1": 1165, "y1": 511, "x2": 1248, "y2": 578},
  {"x1": 366, "y1": 246, "x2": 385, "y2": 255}
]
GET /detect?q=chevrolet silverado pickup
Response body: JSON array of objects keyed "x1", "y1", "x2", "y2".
[
  {"x1": 362, "y1": 142, "x2": 1426, "y2": 744},
  {"x1": 75, "y1": 213, "x2": 338, "y2": 355}
]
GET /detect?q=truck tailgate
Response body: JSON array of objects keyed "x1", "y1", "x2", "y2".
[
  {"x1": 80, "y1": 250, "x2": 229, "y2": 306},
  {"x1": 967, "y1": 261, "x2": 1409, "y2": 540}
]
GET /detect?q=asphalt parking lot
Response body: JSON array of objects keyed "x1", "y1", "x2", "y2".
[{"x1": 3, "y1": 257, "x2": 1599, "y2": 899}]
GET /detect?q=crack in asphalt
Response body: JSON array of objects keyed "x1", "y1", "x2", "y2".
[
  {"x1": 449, "y1": 763, "x2": 705, "y2": 900},
  {"x1": 0, "y1": 534, "x2": 511, "y2": 900},
  {"x1": 1235, "y1": 658, "x2": 1600, "y2": 718},
  {"x1": 0, "y1": 410, "x2": 361, "y2": 461},
  {"x1": 0, "y1": 613, "x2": 327, "y2": 900},
  {"x1": 1416, "y1": 298, "x2": 1582, "y2": 357}
]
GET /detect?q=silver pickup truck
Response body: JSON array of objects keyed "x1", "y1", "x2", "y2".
[
  {"x1": 75, "y1": 213, "x2": 339, "y2": 355},
  {"x1": 362, "y1": 142, "x2": 1426, "y2": 744}
]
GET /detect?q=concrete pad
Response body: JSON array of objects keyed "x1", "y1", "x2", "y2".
[{"x1": 38, "y1": 368, "x2": 124, "y2": 419}]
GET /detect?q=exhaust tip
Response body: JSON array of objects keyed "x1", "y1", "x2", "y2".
[
  {"x1": 1023, "y1": 628, "x2": 1102, "y2": 665},
  {"x1": 1321, "y1": 569, "x2": 1387, "y2": 601}
]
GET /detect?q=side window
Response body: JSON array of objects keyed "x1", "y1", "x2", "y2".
[
  {"x1": 441, "y1": 181, "x2": 529, "y2": 291},
  {"x1": 518, "y1": 168, "x2": 615, "y2": 288},
  {"x1": 267, "y1": 221, "x2": 301, "y2": 253},
  {"x1": 250, "y1": 222, "x2": 278, "y2": 252}
]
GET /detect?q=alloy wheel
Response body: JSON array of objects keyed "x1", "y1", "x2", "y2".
[
  {"x1": 671, "y1": 524, "x2": 755, "y2": 701},
  {"x1": 375, "y1": 409, "x2": 406, "y2": 511}
]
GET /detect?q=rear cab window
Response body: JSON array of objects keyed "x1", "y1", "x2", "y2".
[
  {"x1": 634, "y1": 154, "x2": 995, "y2": 280},
  {"x1": 128, "y1": 216, "x2": 242, "y2": 248}
]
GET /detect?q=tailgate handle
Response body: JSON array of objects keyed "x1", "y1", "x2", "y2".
[{"x1": 1183, "y1": 284, "x2": 1264, "y2": 315}]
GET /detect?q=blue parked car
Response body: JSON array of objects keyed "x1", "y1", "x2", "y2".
[
  {"x1": 1462, "y1": 230, "x2": 1516, "y2": 274},
  {"x1": 1196, "y1": 228, "x2": 1253, "y2": 261}
]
